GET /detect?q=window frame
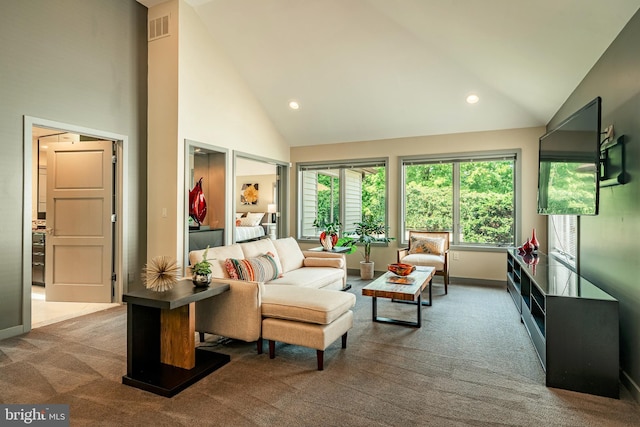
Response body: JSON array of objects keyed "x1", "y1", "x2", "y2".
[
  {"x1": 296, "y1": 157, "x2": 390, "y2": 243},
  {"x1": 399, "y1": 149, "x2": 521, "y2": 251}
]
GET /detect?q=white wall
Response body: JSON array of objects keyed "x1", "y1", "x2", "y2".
[
  {"x1": 146, "y1": 0, "x2": 290, "y2": 262},
  {"x1": 0, "y1": 0, "x2": 147, "y2": 336},
  {"x1": 291, "y1": 127, "x2": 545, "y2": 281}
]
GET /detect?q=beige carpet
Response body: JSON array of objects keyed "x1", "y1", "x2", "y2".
[{"x1": 1, "y1": 276, "x2": 639, "y2": 426}]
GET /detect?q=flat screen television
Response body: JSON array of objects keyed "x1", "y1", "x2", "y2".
[{"x1": 537, "y1": 97, "x2": 601, "y2": 215}]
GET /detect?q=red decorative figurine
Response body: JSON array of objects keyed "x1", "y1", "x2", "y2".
[{"x1": 189, "y1": 177, "x2": 207, "y2": 225}]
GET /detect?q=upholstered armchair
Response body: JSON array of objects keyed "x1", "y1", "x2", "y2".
[{"x1": 397, "y1": 231, "x2": 450, "y2": 294}]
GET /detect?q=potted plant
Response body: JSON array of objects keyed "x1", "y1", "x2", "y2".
[
  {"x1": 354, "y1": 216, "x2": 394, "y2": 279},
  {"x1": 313, "y1": 217, "x2": 341, "y2": 250},
  {"x1": 192, "y1": 246, "x2": 213, "y2": 287}
]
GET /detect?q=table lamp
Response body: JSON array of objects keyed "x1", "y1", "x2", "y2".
[{"x1": 267, "y1": 204, "x2": 277, "y2": 223}]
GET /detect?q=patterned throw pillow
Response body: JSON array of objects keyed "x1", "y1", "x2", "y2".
[
  {"x1": 408, "y1": 236, "x2": 445, "y2": 256},
  {"x1": 224, "y1": 252, "x2": 280, "y2": 282}
]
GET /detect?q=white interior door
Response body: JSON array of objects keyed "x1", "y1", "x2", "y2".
[{"x1": 45, "y1": 141, "x2": 114, "y2": 302}]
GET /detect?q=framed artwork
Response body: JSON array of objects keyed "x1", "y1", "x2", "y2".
[{"x1": 241, "y1": 183, "x2": 259, "y2": 205}]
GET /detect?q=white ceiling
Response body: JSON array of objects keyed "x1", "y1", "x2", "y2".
[{"x1": 138, "y1": 0, "x2": 640, "y2": 146}]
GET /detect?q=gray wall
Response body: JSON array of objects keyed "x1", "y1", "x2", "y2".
[
  {"x1": 0, "y1": 1, "x2": 147, "y2": 334},
  {"x1": 548, "y1": 9, "x2": 640, "y2": 399}
]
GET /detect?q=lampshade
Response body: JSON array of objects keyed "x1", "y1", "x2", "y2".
[{"x1": 267, "y1": 204, "x2": 277, "y2": 214}]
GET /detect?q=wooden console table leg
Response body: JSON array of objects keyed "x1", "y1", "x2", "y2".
[{"x1": 160, "y1": 302, "x2": 195, "y2": 369}]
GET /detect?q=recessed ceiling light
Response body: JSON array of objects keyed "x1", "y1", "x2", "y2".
[
  {"x1": 466, "y1": 94, "x2": 479, "y2": 104},
  {"x1": 289, "y1": 100, "x2": 300, "y2": 110}
]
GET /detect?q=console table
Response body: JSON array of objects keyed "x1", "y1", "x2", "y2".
[
  {"x1": 122, "y1": 280, "x2": 230, "y2": 397},
  {"x1": 507, "y1": 249, "x2": 619, "y2": 398}
]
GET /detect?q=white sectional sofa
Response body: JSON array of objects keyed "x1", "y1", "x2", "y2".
[{"x1": 189, "y1": 237, "x2": 348, "y2": 345}]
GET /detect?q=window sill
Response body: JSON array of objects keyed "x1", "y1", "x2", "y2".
[{"x1": 449, "y1": 245, "x2": 511, "y2": 253}]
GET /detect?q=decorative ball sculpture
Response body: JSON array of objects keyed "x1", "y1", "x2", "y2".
[
  {"x1": 388, "y1": 263, "x2": 416, "y2": 276},
  {"x1": 142, "y1": 256, "x2": 181, "y2": 292}
]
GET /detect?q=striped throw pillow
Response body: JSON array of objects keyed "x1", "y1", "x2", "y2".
[{"x1": 224, "y1": 252, "x2": 280, "y2": 282}]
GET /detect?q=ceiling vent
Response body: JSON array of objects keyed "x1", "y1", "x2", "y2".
[{"x1": 148, "y1": 15, "x2": 170, "y2": 41}]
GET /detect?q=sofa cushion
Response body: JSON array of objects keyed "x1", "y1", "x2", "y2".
[
  {"x1": 303, "y1": 257, "x2": 344, "y2": 269},
  {"x1": 225, "y1": 253, "x2": 280, "y2": 282},
  {"x1": 240, "y1": 239, "x2": 283, "y2": 273},
  {"x1": 400, "y1": 253, "x2": 445, "y2": 270},
  {"x1": 409, "y1": 236, "x2": 445, "y2": 255},
  {"x1": 261, "y1": 285, "x2": 355, "y2": 325},
  {"x1": 190, "y1": 244, "x2": 244, "y2": 279},
  {"x1": 269, "y1": 267, "x2": 344, "y2": 289},
  {"x1": 272, "y1": 237, "x2": 305, "y2": 273}
]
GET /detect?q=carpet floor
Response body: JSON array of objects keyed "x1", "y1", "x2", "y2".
[{"x1": 1, "y1": 276, "x2": 639, "y2": 426}]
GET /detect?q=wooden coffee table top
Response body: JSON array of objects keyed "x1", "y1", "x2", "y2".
[{"x1": 362, "y1": 267, "x2": 435, "y2": 302}]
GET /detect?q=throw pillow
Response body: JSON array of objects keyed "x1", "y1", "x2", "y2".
[
  {"x1": 224, "y1": 252, "x2": 280, "y2": 282},
  {"x1": 239, "y1": 217, "x2": 257, "y2": 226},
  {"x1": 409, "y1": 236, "x2": 445, "y2": 255},
  {"x1": 247, "y1": 212, "x2": 265, "y2": 224}
]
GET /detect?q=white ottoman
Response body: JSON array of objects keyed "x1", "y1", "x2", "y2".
[{"x1": 260, "y1": 285, "x2": 356, "y2": 370}]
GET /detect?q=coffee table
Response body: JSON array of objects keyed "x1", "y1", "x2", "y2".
[{"x1": 361, "y1": 266, "x2": 435, "y2": 328}]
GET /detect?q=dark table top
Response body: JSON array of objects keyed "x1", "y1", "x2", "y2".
[{"x1": 123, "y1": 279, "x2": 230, "y2": 310}]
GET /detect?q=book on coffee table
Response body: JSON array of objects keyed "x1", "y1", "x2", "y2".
[{"x1": 386, "y1": 275, "x2": 415, "y2": 285}]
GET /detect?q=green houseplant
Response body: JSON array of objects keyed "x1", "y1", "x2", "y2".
[
  {"x1": 192, "y1": 246, "x2": 213, "y2": 287},
  {"x1": 354, "y1": 216, "x2": 394, "y2": 279}
]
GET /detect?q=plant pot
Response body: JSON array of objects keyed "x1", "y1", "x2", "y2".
[
  {"x1": 360, "y1": 261, "x2": 375, "y2": 280},
  {"x1": 192, "y1": 273, "x2": 212, "y2": 287}
]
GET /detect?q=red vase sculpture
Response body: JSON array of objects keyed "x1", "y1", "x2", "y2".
[
  {"x1": 522, "y1": 237, "x2": 534, "y2": 254},
  {"x1": 319, "y1": 231, "x2": 338, "y2": 250},
  {"x1": 189, "y1": 177, "x2": 207, "y2": 225},
  {"x1": 530, "y1": 228, "x2": 540, "y2": 252}
]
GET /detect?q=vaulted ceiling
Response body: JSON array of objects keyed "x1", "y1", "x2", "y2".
[{"x1": 138, "y1": 0, "x2": 640, "y2": 146}]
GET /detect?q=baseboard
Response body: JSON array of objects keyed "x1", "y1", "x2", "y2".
[
  {"x1": 346, "y1": 269, "x2": 505, "y2": 288},
  {"x1": 621, "y1": 369, "x2": 640, "y2": 402},
  {"x1": 451, "y1": 277, "x2": 505, "y2": 287}
]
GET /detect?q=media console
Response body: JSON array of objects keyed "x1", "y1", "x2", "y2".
[{"x1": 506, "y1": 249, "x2": 619, "y2": 398}]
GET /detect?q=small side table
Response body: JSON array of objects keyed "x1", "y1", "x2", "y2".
[
  {"x1": 263, "y1": 222, "x2": 277, "y2": 240},
  {"x1": 308, "y1": 246, "x2": 352, "y2": 291},
  {"x1": 308, "y1": 246, "x2": 352, "y2": 254},
  {"x1": 122, "y1": 280, "x2": 230, "y2": 397}
]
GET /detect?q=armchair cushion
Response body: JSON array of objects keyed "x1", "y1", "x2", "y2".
[
  {"x1": 408, "y1": 236, "x2": 445, "y2": 256},
  {"x1": 399, "y1": 253, "x2": 445, "y2": 270}
]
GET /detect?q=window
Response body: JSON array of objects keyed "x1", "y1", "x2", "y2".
[
  {"x1": 297, "y1": 159, "x2": 388, "y2": 240},
  {"x1": 401, "y1": 151, "x2": 518, "y2": 247},
  {"x1": 548, "y1": 215, "x2": 577, "y2": 268}
]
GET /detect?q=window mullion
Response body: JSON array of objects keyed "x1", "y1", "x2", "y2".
[{"x1": 452, "y1": 162, "x2": 460, "y2": 245}]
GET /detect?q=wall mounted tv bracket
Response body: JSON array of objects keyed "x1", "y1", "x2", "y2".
[{"x1": 600, "y1": 133, "x2": 627, "y2": 187}]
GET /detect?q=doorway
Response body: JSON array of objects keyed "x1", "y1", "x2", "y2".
[
  {"x1": 234, "y1": 152, "x2": 289, "y2": 242},
  {"x1": 24, "y1": 118, "x2": 125, "y2": 330}
]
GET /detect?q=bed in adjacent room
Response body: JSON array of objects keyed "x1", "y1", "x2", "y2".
[{"x1": 235, "y1": 212, "x2": 266, "y2": 242}]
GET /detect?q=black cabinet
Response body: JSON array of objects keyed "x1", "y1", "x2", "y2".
[
  {"x1": 507, "y1": 249, "x2": 619, "y2": 398},
  {"x1": 188, "y1": 228, "x2": 223, "y2": 252}
]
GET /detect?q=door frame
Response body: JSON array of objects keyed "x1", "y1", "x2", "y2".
[{"x1": 22, "y1": 116, "x2": 128, "y2": 332}]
